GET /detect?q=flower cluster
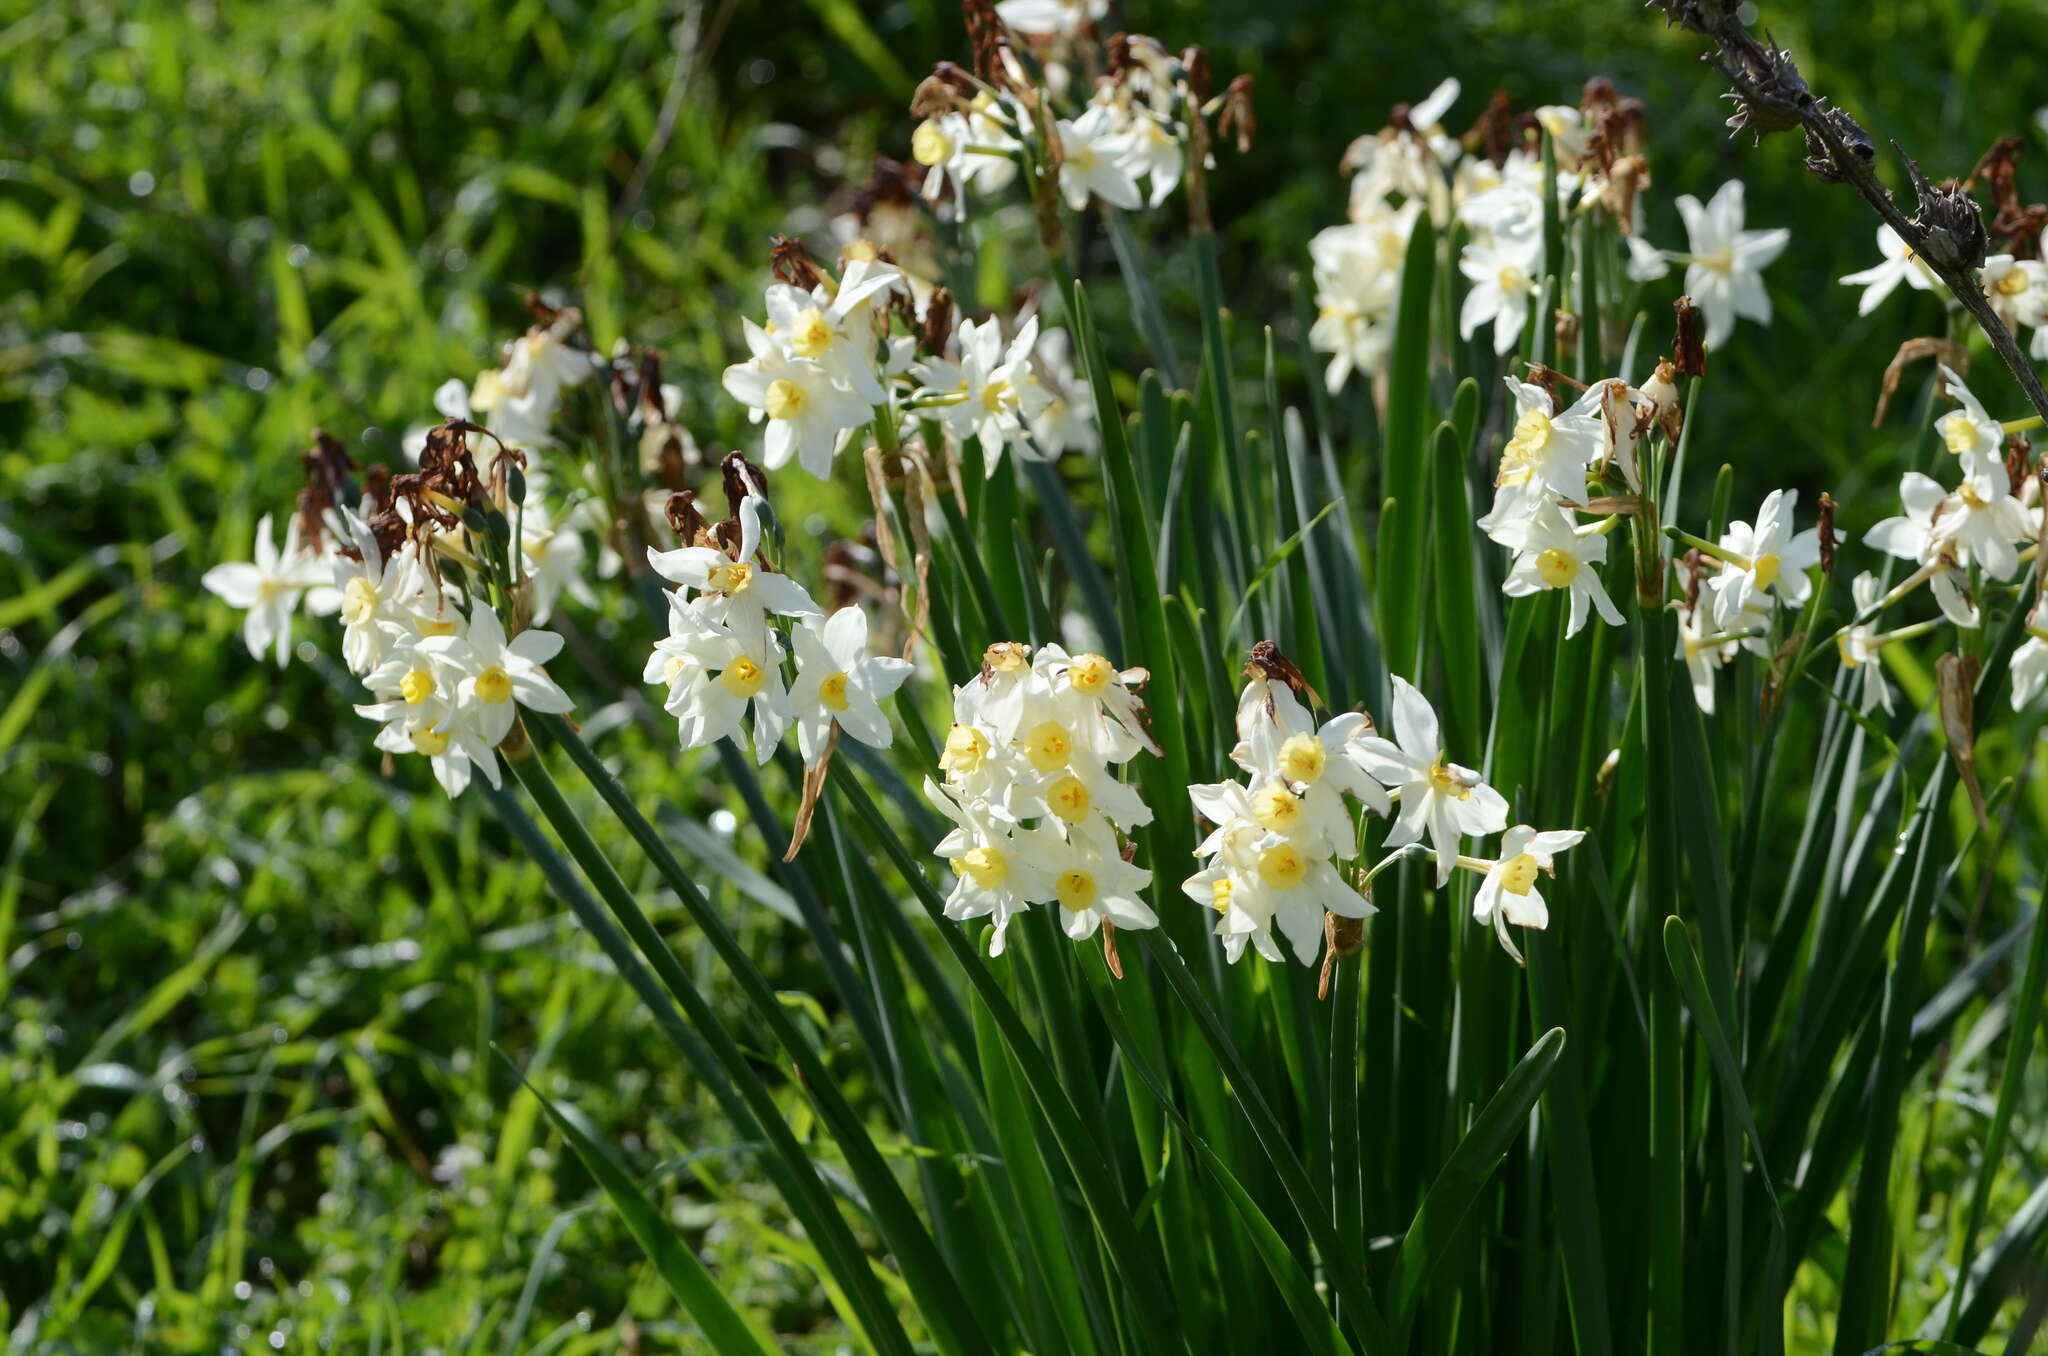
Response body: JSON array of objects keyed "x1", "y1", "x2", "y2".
[
  {"x1": 1310, "y1": 78, "x2": 1785, "y2": 392},
  {"x1": 1473, "y1": 375, "x2": 1647, "y2": 636},
  {"x1": 644, "y1": 483, "x2": 912, "y2": 768},
  {"x1": 717, "y1": 240, "x2": 1094, "y2": 481},
  {"x1": 1840, "y1": 225, "x2": 2048, "y2": 360},
  {"x1": 1187, "y1": 661, "x2": 1582, "y2": 965},
  {"x1": 928, "y1": 642, "x2": 1160, "y2": 956}
]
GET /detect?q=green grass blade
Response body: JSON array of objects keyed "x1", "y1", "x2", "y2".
[{"x1": 511, "y1": 1061, "x2": 780, "y2": 1356}]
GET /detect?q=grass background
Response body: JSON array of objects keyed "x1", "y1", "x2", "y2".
[{"x1": 4, "y1": 0, "x2": 2046, "y2": 1348}]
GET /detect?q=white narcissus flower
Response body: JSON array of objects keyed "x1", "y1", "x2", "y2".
[
  {"x1": 518, "y1": 498, "x2": 596, "y2": 627},
  {"x1": 722, "y1": 319, "x2": 875, "y2": 478},
  {"x1": 332, "y1": 514, "x2": 422, "y2": 676},
  {"x1": 1982, "y1": 254, "x2": 2048, "y2": 331},
  {"x1": 1501, "y1": 504, "x2": 1624, "y2": 637},
  {"x1": 1835, "y1": 572, "x2": 1895, "y2": 716},
  {"x1": 1467, "y1": 825, "x2": 1584, "y2": 959},
  {"x1": 418, "y1": 606, "x2": 574, "y2": 747},
  {"x1": 356, "y1": 633, "x2": 500, "y2": 797},
  {"x1": 915, "y1": 317, "x2": 1055, "y2": 471},
  {"x1": 996, "y1": 0, "x2": 1108, "y2": 37},
  {"x1": 202, "y1": 513, "x2": 328, "y2": 667},
  {"x1": 789, "y1": 606, "x2": 913, "y2": 765},
  {"x1": 1674, "y1": 180, "x2": 1788, "y2": 350},
  {"x1": 1838, "y1": 225, "x2": 1941, "y2": 315},
  {"x1": 1182, "y1": 863, "x2": 1284, "y2": 965},
  {"x1": 760, "y1": 261, "x2": 898, "y2": 405},
  {"x1": 927, "y1": 780, "x2": 1051, "y2": 958},
  {"x1": 499, "y1": 316, "x2": 593, "y2": 409},
  {"x1": 646, "y1": 495, "x2": 821, "y2": 644},
  {"x1": 1120, "y1": 109, "x2": 1185, "y2": 207},
  {"x1": 1357, "y1": 676, "x2": 1509, "y2": 886},
  {"x1": 1231, "y1": 680, "x2": 1392, "y2": 844},
  {"x1": 1055, "y1": 104, "x2": 1142, "y2": 211},
  {"x1": 2011, "y1": 618, "x2": 2048, "y2": 712},
  {"x1": 1706, "y1": 489, "x2": 1824, "y2": 628},
  {"x1": 1233, "y1": 832, "x2": 1375, "y2": 966},
  {"x1": 1458, "y1": 233, "x2": 1542, "y2": 356},
  {"x1": 1034, "y1": 643, "x2": 1161, "y2": 757},
  {"x1": 1865, "y1": 471, "x2": 1981, "y2": 627},
  {"x1": 1478, "y1": 379, "x2": 1607, "y2": 540},
  {"x1": 1934, "y1": 365, "x2": 2009, "y2": 485},
  {"x1": 1023, "y1": 328, "x2": 1098, "y2": 459},
  {"x1": 651, "y1": 604, "x2": 790, "y2": 764},
  {"x1": 1040, "y1": 821, "x2": 1156, "y2": 943}
]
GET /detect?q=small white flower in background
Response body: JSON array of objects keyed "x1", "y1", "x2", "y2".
[
  {"x1": 916, "y1": 316, "x2": 1053, "y2": 471},
  {"x1": 1624, "y1": 232, "x2": 1672, "y2": 283},
  {"x1": 418, "y1": 606, "x2": 574, "y2": 748},
  {"x1": 1307, "y1": 200, "x2": 1421, "y2": 392},
  {"x1": 1119, "y1": 108, "x2": 1185, "y2": 207},
  {"x1": 1500, "y1": 503, "x2": 1624, "y2": 637},
  {"x1": 722, "y1": 319, "x2": 876, "y2": 478},
  {"x1": 331, "y1": 515, "x2": 423, "y2": 675},
  {"x1": 995, "y1": 0, "x2": 1108, "y2": 39},
  {"x1": 1458, "y1": 233, "x2": 1542, "y2": 355},
  {"x1": 789, "y1": 606, "x2": 913, "y2": 764},
  {"x1": 202, "y1": 514, "x2": 328, "y2": 666},
  {"x1": 499, "y1": 313, "x2": 595, "y2": 408},
  {"x1": 1675, "y1": 597, "x2": 1728, "y2": 715},
  {"x1": 1055, "y1": 104, "x2": 1142, "y2": 211},
  {"x1": 1356, "y1": 676, "x2": 1509, "y2": 886},
  {"x1": 1706, "y1": 489, "x2": 1824, "y2": 628},
  {"x1": 1835, "y1": 572, "x2": 1895, "y2": 715},
  {"x1": 647, "y1": 495, "x2": 821, "y2": 644},
  {"x1": 517, "y1": 499, "x2": 594, "y2": 627},
  {"x1": 1838, "y1": 225, "x2": 1941, "y2": 315},
  {"x1": 2011, "y1": 614, "x2": 2048, "y2": 711},
  {"x1": 1865, "y1": 471, "x2": 1982, "y2": 628},
  {"x1": 1982, "y1": 254, "x2": 2048, "y2": 331},
  {"x1": 1672, "y1": 180, "x2": 1788, "y2": 350},
  {"x1": 1023, "y1": 328, "x2": 1098, "y2": 459},
  {"x1": 1465, "y1": 825, "x2": 1584, "y2": 961}
]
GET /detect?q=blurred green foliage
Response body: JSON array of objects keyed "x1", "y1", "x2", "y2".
[{"x1": 4, "y1": 0, "x2": 2047, "y2": 1348}]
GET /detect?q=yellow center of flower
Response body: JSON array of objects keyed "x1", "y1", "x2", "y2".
[
  {"x1": 664, "y1": 655, "x2": 686, "y2": 682},
  {"x1": 959, "y1": 845, "x2": 1008, "y2": 889},
  {"x1": 1427, "y1": 760, "x2": 1472, "y2": 800},
  {"x1": 1499, "y1": 408, "x2": 1552, "y2": 486},
  {"x1": 1536, "y1": 548, "x2": 1578, "y2": 588},
  {"x1": 764, "y1": 378, "x2": 806, "y2": 420},
  {"x1": 1497, "y1": 264, "x2": 1528, "y2": 294},
  {"x1": 475, "y1": 666, "x2": 513, "y2": 704},
  {"x1": 1942, "y1": 416, "x2": 1979, "y2": 456},
  {"x1": 910, "y1": 119, "x2": 953, "y2": 166},
  {"x1": 941, "y1": 724, "x2": 990, "y2": 775},
  {"x1": 980, "y1": 378, "x2": 1015, "y2": 415},
  {"x1": 1277, "y1": 733, "x2": 1327, "y2": 785},
  {"x1": 1054, "y1": 868, "x2": 1097, "y2": 912},
  {"x1": 985, "y1": 642, "x2": 1029, "y2": 673},
  {"x1": 818, "y1": 671, "x2": 850, "y2": 712},
  {"x1": 400, "y1": 668, "x2": 436, "y2": 705},
  {"x1": 410, "y1": 726, "x2": 451, "y2": 756},
  {"x1": 341, "y1": 575, "x2": 380, "y2": 625},
  {"x1": 416, "y1": 616, "x2": 458, "y2": 637},
  {"x1": 1256, "y1": 842, "x2": 1309, "y2": 891},
  {"x1": 1498, "y1": 852, "x2": 1540, "y2": 896},
  {"x1": 718, "y1": 657, "x2": 765, "y2": 699},
  {"x1": 1251, "y1": 783, "x2": 1303, "y2": 833},
  {"x1": 1835, "y1": 631, "x2": 1864, "y2": 668},
  {"x1": 1750, "y1": 553, "x2": 1781, "y2": 590},
  {"x1": 1210, "y1": 877, "x2": 1234, "y2": 913},
  {"x1": 1068, "y1": 654, "x2": 1115, "y2": 695},
  {"x1": 1022, "y1": 720, "x2": 1073, "y2": 772},
  {"x1": 1046, "y1": 773, "x2": 1091, "y2": 822},
  {"x1": 1959, "y1": 481, "x2": 1991, "y2": 511},
  {"x1": 706, "y1": 560, "x2": 753, "y2": 593},
  {"x1": 1998, "y1": 269, "x2": 2030, "y2": 296},
  {"x1": 789, "y1": 308, "x2": 834, "y2": 359}
]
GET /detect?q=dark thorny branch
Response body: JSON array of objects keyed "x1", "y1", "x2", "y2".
[{"x1": 1647, "y1": 0, "x2": 2048, "y2": 426}]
